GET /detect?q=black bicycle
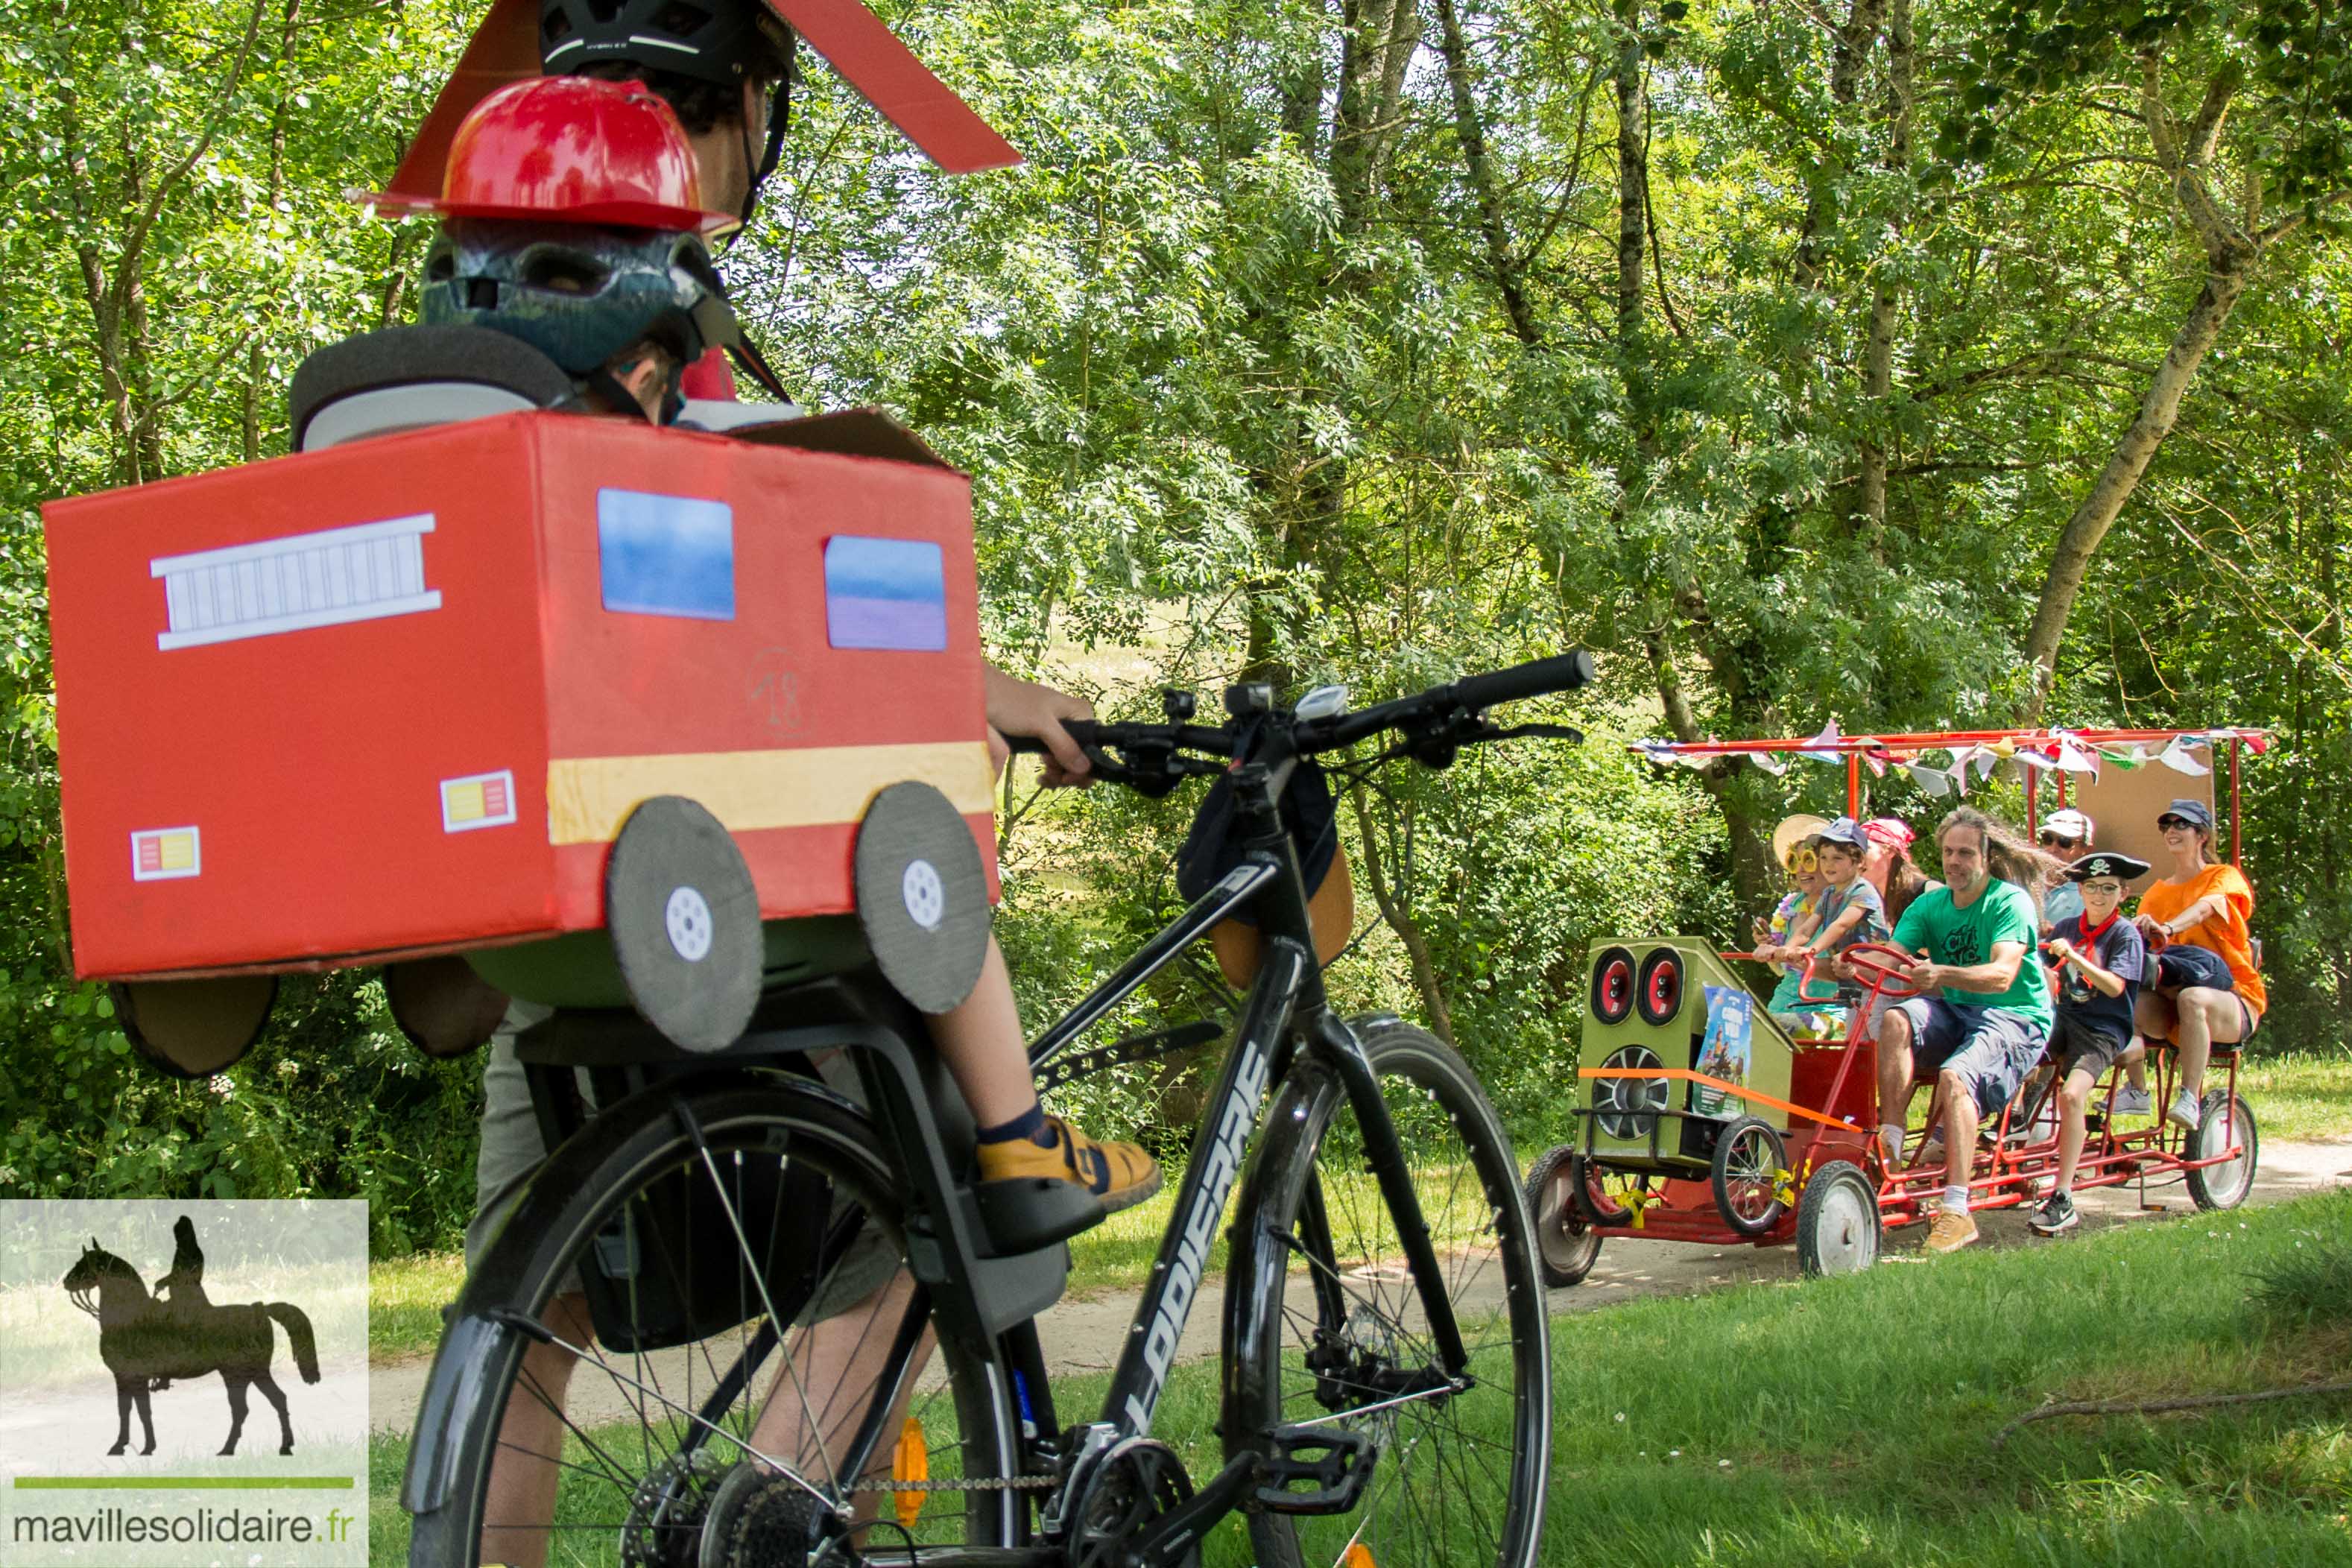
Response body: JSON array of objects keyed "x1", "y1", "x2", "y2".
[{"x1": 400, "y1": 652, "x2": 1591, "y2": 1568}]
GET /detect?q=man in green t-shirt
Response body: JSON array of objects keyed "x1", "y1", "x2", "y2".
[{"x1": 1873, "y1": 806, "x2": 2054, "y2": 1255}]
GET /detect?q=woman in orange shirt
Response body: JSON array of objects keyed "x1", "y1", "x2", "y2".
[{"x1": 2133, "y1": 798, "x2": 2264, "y2": 1132}]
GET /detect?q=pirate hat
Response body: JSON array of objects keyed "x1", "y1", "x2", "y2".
[{"x1": 2066, "y1": 851, "x2": 2151, "y2": 882}]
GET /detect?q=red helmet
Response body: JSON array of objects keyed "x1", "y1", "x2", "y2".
[{"x1": 371, "y1": 76, "x2": 733, "y2": 234}]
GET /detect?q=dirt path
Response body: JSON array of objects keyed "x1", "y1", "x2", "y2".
[{"x1": 367, "y1": 1137, "x2": 2349, "y2": 1433}]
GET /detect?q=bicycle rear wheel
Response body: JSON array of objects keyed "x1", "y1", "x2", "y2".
[
  {"x1": 1227, "y1": 1017, "x2": 1550, "y2": 1568},
  {"x1": 404, "y1": 1073, "x2": 1028, "y2": 1568}
]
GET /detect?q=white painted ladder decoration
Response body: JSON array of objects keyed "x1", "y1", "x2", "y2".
[{"x1": 150, "y1": 514, "x2": 441, "y2": 651}]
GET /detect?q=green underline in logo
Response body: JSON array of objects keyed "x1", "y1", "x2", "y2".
[{"x1": 13, "y1": 1477, "x2": 356, "y2": 1490}]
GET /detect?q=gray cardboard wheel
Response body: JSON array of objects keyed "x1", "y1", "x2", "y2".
[
  {"x1": 605, "y1": 795, "x2": 763, "y2": 1054},
  {"x1": 384, "y1": 956, "x2": 511, "y2": 1058},
  {"x1": 113, "y1": 976, "x2": 277, "y2": 1079},
  {"x1": 854, "y1": 781, "x2": 992, "y2": 1015}
]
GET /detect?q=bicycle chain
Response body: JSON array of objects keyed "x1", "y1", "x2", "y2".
[{"x1": 842, "y1": 1473, "x2": 1059, "y2": 1494}]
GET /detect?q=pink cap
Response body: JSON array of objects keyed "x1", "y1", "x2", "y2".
[{"x1": 1864, "y1": 818, "x2": 1915, "y2": 849}]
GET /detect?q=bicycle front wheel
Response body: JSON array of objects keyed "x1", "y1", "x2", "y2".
[
  {"x1": 405, "y1": 1074, "x2": 1028, "y2": 1568},
  {"x1": 1227, "y1": 1017, "x2": 1551, "y2": 1568}
]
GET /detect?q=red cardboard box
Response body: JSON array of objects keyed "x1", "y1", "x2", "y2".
[{"x1": 46, "y1": 411, "x2": 997, "y2": 982}]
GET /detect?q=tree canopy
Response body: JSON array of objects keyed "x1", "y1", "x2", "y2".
[{"x1": 1, "y1": 0, "x2": 2342, "y2": 1244}]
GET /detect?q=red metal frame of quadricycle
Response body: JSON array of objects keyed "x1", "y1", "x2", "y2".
[
  {"x1": 1570, "y1": 941, "x2": 2256, "y2": 1249},
  {"x1": 1631, "y1": 727, "x2": 2266, "y2": 865}
]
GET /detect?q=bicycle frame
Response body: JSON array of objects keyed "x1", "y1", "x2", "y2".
[{"x1": 405, "y1": 718, "x2": 1487, "y2": 1559}]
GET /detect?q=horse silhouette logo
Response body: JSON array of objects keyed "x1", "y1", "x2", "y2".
[{"x1": 60, "y1": 1214, "x2": 320, "y2": 1456}]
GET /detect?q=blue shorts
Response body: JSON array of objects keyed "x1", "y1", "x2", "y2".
[{"x1": 1890, "y1": 996, "x2": 2049, "y2": 1116}]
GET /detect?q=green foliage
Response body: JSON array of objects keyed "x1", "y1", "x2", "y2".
[{"x1": 1, "y1": 0, "x2": 2345, "y2": 1247}]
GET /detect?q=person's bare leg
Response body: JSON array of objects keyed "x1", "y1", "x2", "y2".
[
  {"x1": 2172, "y1": 986, "x2": 2243, "y2": 1104},
  {"x1": 747, "y1": 1271, "x2": 933, "y2": 1498},
  {"x1": 478, "y1": 1292, "x2": 596, "y2": 1568},
  {"x1": 1937, "y1": 1068, "x2": 1977, "y2": 1196},
  {"x1": 927, "y1": 938, "x2": 1037, "y2": 1125},
  {"x1": 2052, "y1": 1070, "x2": 2094, "y2": 1194},
  {"x1": 1876, "y1": 1010, "x2": 1916, "y2": 1165}
]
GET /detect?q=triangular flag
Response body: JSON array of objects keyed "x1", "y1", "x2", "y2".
[
  {"x1": 1973, "y1": 752, "x2": 1998, "y2": 781},
  {"x1": 1639, "y1": 741, "x2": 1679, "y2": 767},
  {"x1": 2053, "y1": 736, "x2": 2100, "y2": 776},
  {"x1": 1748, "y1": 751, "x2": 1789, "y2": 776},
  {"x1": 1906, "y1": 762, "x2": 1954, "y2": 798},
  {"x1": 2158, "y1": 737, "x2": 2210, "y2": 776},
  {"x1": 1675, "y1": 750, "x2": 1715, "y2": 770},
  {"x1": 1799, "y1": 721, "x2": 1842, "y2": 764},
  {"x1": 1860, "y1": 742, "x2": 1894, "y2": 778},
  {"x1": 2096, "y1": 743, "x2": 2149, "y2": 770},
  {"x1": 2238, "y1": 731, "x2": 2270, "y2": 756}
]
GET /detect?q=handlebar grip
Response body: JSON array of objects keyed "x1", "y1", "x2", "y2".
[{"x1": 1450, "y1": 651, "x2": 1595, "y2": 712}]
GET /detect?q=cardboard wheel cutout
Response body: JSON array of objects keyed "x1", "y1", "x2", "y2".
[
  {"x1": 113, "y1": 976, "x2": 277, "y2": 1079},
  {"x1": 1590, "y1": 945, "x2": 1637, "y2": 1026},
  {"x1": 1635, "y1": 947, "x2": 1684, "y2": 1026},
  {"x1": 605, "y1": 795, "x2": 762, "y2": 1054},
  {"x1": 385, "y1": 956, "x2": 512, "y2": 1058},
  {"x1": 854, "y1": 780, "x2": 990, "y2": 1015}
]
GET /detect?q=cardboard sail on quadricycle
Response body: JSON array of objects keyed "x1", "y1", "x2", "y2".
[{"x1": 45, "y1": 403, "x2": 1002, "y2": 1073}]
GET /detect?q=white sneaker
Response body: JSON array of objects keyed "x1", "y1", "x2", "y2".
[
  {"x1": 2166, "y1": 1090, "x2": 2201, "y2": 1131},
  {"x1": 2114, "y1": 1086, "x2": 2152, "y2": 1117}
]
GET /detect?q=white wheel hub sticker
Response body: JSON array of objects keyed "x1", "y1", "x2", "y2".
[
  {"x1": 901, "y1": 859, "x2": 946, "y2": 932},
  {"x1": 665, "y1": 886, "x2": 714, "y2": 961}
]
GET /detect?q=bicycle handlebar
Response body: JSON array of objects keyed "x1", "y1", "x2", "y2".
[{"x1": 1001, "y1": 649, "x2": 1594, "y2": 788}]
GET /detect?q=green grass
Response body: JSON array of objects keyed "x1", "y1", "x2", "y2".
[
  {"x1": 2237, "y1": 1049, "x2": 2352, "y2": 1145},
  {"x1": 365, "y1": 1189, "x2": 2352, "y2": 1565}
]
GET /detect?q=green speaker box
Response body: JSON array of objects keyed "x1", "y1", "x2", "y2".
[{"x1": 1579, "y1": 937, "x2": 1794, "y2": 1171}]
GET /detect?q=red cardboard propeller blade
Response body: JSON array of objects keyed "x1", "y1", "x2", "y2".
[
  {"x1": 767, "y1": 0, "x2": 1020, "y2": 172},
  {"x1": 384, "y1": 0, "x2": 541, "y2": 202}
]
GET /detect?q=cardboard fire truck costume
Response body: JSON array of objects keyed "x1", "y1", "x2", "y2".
[
  {"x1": 49, "y1": 408, "x2": 1002, "y2": 1047},
  {"x1": 45, "y1": 0, "x2": 1030, "y2": 1072}
]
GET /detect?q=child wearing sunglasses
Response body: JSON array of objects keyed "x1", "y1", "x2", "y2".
[{"x1": 2029, "y1": 851, "x2": 2151, "y2": 1234}]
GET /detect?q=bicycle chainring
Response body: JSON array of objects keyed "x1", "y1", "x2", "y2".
[{"x1": 1068, "y1": 1438, "x2": 1195, "y2": 1568}]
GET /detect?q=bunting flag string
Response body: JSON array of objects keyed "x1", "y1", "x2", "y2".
[{"x1": 1628, "y1": 728, "x2": 2255, "y2": 784}]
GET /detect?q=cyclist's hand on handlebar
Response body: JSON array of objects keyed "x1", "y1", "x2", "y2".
[{"x1": 985, "y1": 666, "x2": 1096, "y2": 787}]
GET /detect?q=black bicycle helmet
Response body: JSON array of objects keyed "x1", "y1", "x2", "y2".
[
  {"x1": 540, "y1": 0, "x2": 782, "y2": 86},
  {"x1": 540, "y1": 1, "x2": 797, "y2": 223}
]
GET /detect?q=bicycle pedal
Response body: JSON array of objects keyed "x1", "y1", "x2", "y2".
[
  {"x1": 972, "y1": 1175, "x2": 1104, "y2": 1256},
  {"x1": 1253, "y1": 1426, "x2": 1375, "y2": 1516}
]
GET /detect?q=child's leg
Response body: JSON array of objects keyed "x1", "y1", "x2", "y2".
[
  {"x1": 2052, "y1": 1067, "x2": 2095, "y2": 1194},
  {"x1": 925, "y1": 938, "x2": 1037, "y2": 1125},
  {"x1": 929, "y1": 937, "x2": 1160, "y2": 1209}
]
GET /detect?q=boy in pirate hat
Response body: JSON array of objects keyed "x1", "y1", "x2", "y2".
[{"x1": 2029, "y1": 849, "x2": 2151, "y2": 1235}]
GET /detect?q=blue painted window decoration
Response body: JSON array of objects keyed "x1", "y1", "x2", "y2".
[
  {"x1": 598, "y1": 490, "x2": 736, "y2": 621},
  {"x1": 824, "y1": 537, "x2": 948, "y2": 651}
]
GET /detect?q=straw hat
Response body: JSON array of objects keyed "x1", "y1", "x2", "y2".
[{"x1": 1771, "y1": 814, "x2": 1830, "y2": 870}]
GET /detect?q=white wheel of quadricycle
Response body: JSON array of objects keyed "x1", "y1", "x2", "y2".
[
  {"x1": 605, "y1": 795, "x2": 763, "y2": 1054},
  {"x1": 1795, "y1": 1162, "x2": 1880, "y2": 1278},
  {"x1": 1522, "y1": 1144, "x2": 1602, "y2": 1288},
  {"x1": 2186, "y1": 1091, "x2": 2259, "y2": 1211}
]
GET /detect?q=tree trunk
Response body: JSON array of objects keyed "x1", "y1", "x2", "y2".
[
  {"x1": 2021, "y1": 250, "x2": 2256, "y2": 713},
  {"x1": 1791, "y1": 0, "x2": 1887, "y2": 294},
  {"x1": 244, "y1": 0, "x2": 302, "y2": 464},
  {"x1": 1433, "y1": 0, "x2": 1539, "y2": 345},
  {"x1": 1613, "y1": 0, "x2": 1646, "y2": 349},
  {"x1": 1853, "y1": 0, "x2": 1911, "y2": 534},
  {"x1": 1350, "y1": 788, "x2": 1455, "y2": 1047}
]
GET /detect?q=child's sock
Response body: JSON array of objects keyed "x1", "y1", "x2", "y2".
[
  {"x1": 1880, "y1": 1122, "x2": 1906, "y2": 1162},
  {"x1": 1942, "y1": 1183, "x2": 1969, "y2": 1215},
  {"x1": 976, "y1": 1102, "x2": 1055, "y2": 1149}
]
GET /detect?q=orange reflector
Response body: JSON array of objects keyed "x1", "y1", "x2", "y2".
[
  {"x1": 892, "y1": 1417, "x2": 929, "y2": 1529},
  {"x1": 1341, "y1": 1546, "x2": 1379, "y2": 1568}
]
